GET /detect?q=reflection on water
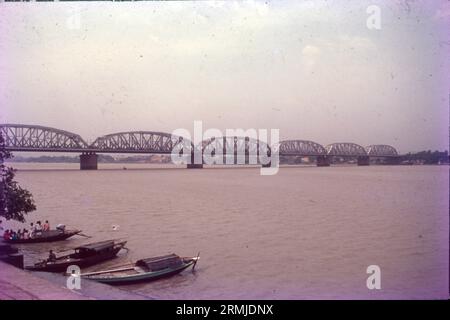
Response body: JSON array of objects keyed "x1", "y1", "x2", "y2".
[{"x1": 4, "y1": 163, "x2": 449, "y2": 299}]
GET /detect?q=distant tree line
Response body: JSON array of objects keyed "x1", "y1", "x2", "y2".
[
  {"x1": 7, "y1": 154, "x2": 172, "y2": 164},
  {"x1": 5, "y1": 150, "x2": 450, "y2": 165},
  {"x1": 280, "y1": 150, "x2": 449, "y2": 165},
  {"x1": 399, "y1": 150, "x2": 449, "y2": 164}
]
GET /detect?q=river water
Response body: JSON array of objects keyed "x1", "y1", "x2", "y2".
[{"x1": 4, "y1": 163, "x2": 449, "y2": 299}]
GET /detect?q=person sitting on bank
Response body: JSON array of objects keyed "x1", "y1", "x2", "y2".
[
  {"x1": 22, "y1": 229, "x2": 29, "y2": 240},
  {"x1": 43, "y1": 220, "x2": 50, "y2": 231},
  {"x1": 47, "y1": 250, "x2": 57, "y2": 263}
]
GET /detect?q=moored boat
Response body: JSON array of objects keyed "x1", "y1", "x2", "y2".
[
  {"x1": 0, "y1": 244, "x2": 23, "y2": 269},
  {"x1": 80, "y1": 253, "x2": 200, "y2": 285},
  {"x1": 25, "y1": 240, "x2": 127, "y2": 272},
  {"x1": 3, "y1": 229, "x2": 82, "y2": 244}
]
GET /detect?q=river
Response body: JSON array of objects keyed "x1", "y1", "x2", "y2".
[{"x1": 4, "y1": 163, "x2": 449, "y2": 299}]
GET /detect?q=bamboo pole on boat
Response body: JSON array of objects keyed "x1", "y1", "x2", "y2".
[{"x1": 79, "y1": 266, "x2": 136, "y2": 277}]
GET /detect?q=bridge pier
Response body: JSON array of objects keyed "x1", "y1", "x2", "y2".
[
  {"x1": 357, "y1": 156, "x2": 370, "y2": 166},
  {"x1": 316, "y1": 155, "x2": 330, "y2": 167},
  {"x1": 80, "y1": 153, "x2": 98, "y2": 170},
  {"x1": 187, "y1": 152, "x2": 203, "y2": 169},
  {"x1": 187, "y1": 163, "x2": 203, "y2": 169}
]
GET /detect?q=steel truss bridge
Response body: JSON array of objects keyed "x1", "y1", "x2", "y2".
[{"x1": 0, "y1": 124, "x2": 400, "y2": 169}]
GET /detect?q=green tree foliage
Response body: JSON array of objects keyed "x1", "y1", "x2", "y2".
[{"x1": 0, "y1": 132, "x2": 36, "y2": 222}]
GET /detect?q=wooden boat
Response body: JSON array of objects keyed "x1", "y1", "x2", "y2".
[
  {"x1": 81, "y1": 253, "x2": 200, "y2": 285},
  {"x1": 0, "y1": 244, "x2": 23, "y2": 269},
  {"x1": 25, "y1": 240, "x2": 127, "y2": 272},
  {"x1": 3, "y1": 229, "x2": 82, "y2": 244}
]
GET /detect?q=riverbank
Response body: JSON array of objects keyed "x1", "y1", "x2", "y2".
[{"x1": 0, "y1": 261, "x2": 150, "y2": 300}]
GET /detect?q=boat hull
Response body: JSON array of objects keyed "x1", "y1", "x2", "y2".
[
  {"x1": 84, "y1": 260, "x2": 195, "y2": 285},
  {"x1": 3, "y1": 230, "x2": 81, "y2": 244},
  {"x1": 26, "y1": 246, "x2": 123, "y2": 273}
]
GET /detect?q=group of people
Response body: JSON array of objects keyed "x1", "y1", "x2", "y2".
[
  {"x1": 0, "y1": 219, "x2": 58, "y2": 264},
  {"x1": 2, "y1": 220, "x2": 51, "y2": 241}
]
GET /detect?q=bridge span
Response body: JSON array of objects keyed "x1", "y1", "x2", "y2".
[{"x1": 0, "y1": 124, "x2": 400, "y2": 170}]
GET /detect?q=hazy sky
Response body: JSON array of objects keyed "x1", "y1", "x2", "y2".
[{"x1": 1, "y1": 1, "x2": 449, "y2": 153}]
